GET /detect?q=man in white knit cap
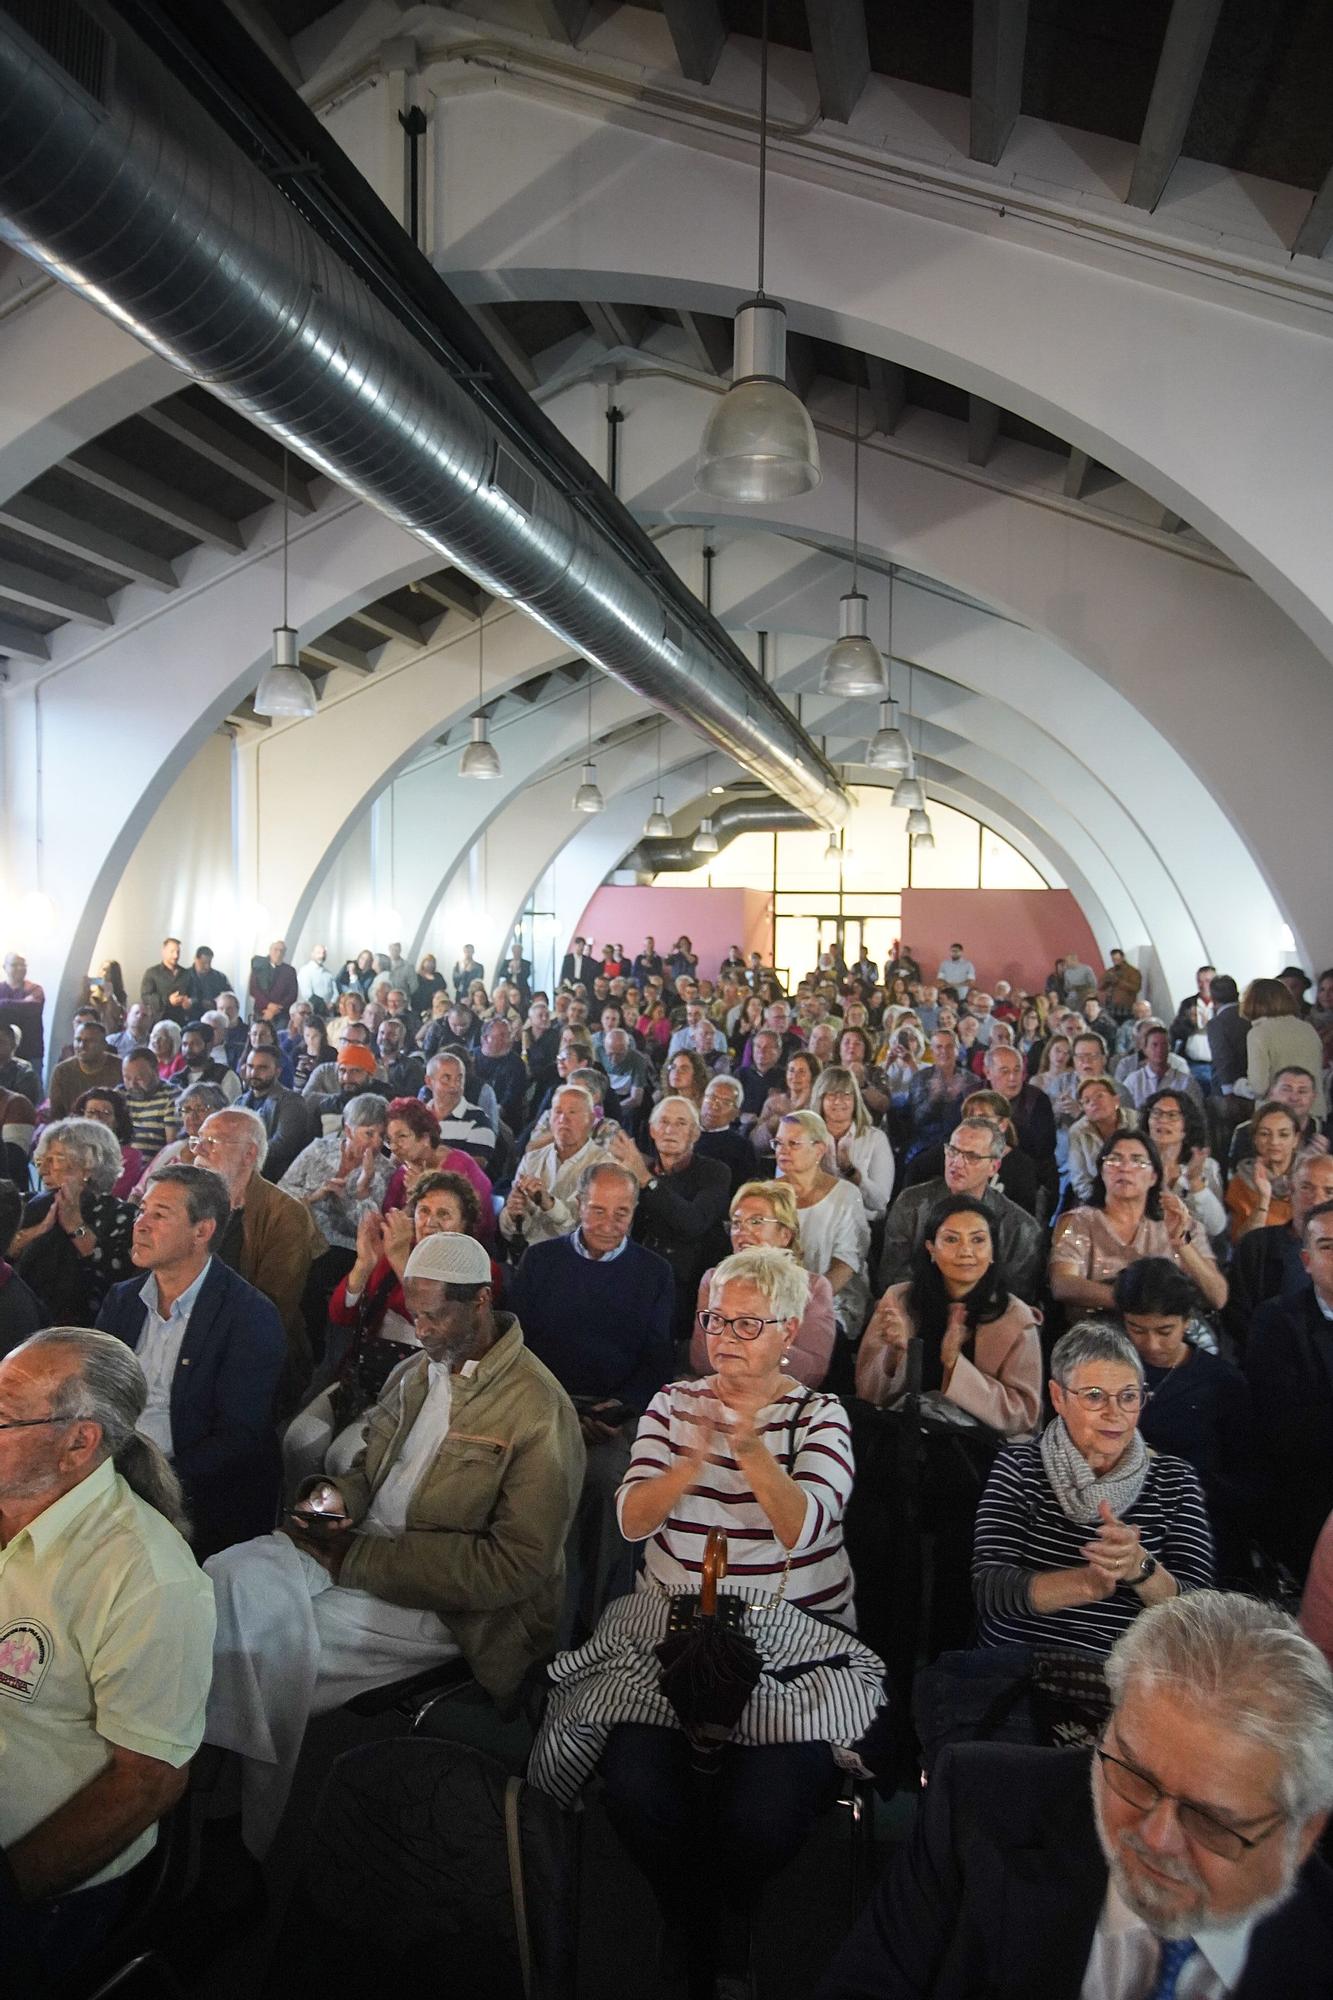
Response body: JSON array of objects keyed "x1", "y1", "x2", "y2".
[{"x1": 197, "y1": 1230, "x2": 584, "y2": 1876}]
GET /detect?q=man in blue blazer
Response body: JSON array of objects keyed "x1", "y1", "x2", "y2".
[
  {"x1": 817, "y1": 1593, "x2": 1333, "y2": 2000},
  {"x1": 97, "y1": 1163, "x2": 286, "y2": 1560}
]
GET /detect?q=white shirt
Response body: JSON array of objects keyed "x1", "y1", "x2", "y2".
[
  {"x1": 136, "y1": 1258, "x2": 213, "y2": 1456},
  {"x1": 365, "y1": 1361, "x2": 459, "y2": 1534},
  {"x1": 938, "y1": 957, "x2": 976, "y2": 992},
  {"x1": 1080, "y1": 1879, "x2": 1255, "y2": 1998}
]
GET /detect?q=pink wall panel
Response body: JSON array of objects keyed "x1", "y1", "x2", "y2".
[
  {"x1": 572, "y1": 886, "x2": 773, "y2": 979},
  {"x1": 900, "y1": 890, "x2": 1101, "y2": 995}
]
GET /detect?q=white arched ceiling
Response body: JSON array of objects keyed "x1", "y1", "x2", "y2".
[{"x1": 429, "y1": 71, "x2": 1333, "y2": 663}]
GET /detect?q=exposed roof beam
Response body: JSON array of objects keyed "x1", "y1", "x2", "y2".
[
  {"x1": 1157, "y1": 506, "x2": 1184, "y2": 534},
  {"x1": 1125, "y1": 0, "x2": 1225, "y2": 212},
  {"x1": 300, "y1": 634, "x2": 372, "y2": 676},
  {"x1": 1063, "y1": 448, "x2": 1091, "y2": 500},
  {"x1": 970, "y1": 0, "x2": 1031, "y2": 166},
  {"x1": 532, "y1": 0, "x2": 590, "y2": 44},
  {"x1": 864, "y1": 355, "x2": 906, "y2": 436},
  {"x1": 580, "y1": 300, "x2": 649, "y2": 350},
  {"x1": 0, "y1": 616, "x2": 50, "y2": 664},
  {"x1": 465, "y1": 305, "x2": 538, "y2": 391},
  {"x1": 347, "y1": 601, "x2": 428, "y2": 646},
  {"x1": 0, "y1": 493, "x2": 178, "y2": 590},
  {"x1": 0, "y1": 556, "x2": 113, "y2": 626},
  {"x1": 1293, "y1": 165, "x2": 1333, "y2": 260},
  {"x1": 967, "y1": 396, "x2": 1001, "y2": 468},
  {"x1": 662, "y1": 0, "x2": 727, "y2": 84},
  {"x1": 804, "y1": 0, "x2": 871, "y2": 124},
  {"x1": 676, "y1": 309, "x2": 732, "y2": 376},
  {"x1": 64, "y1": 447, "x2": 244, "y2": 552},
  {"x1": 410, "y1": 572, "x2": 484, "y2": 618},
  {"x1": 141, "y1": 402, "x2": 314, "y2": 513}
]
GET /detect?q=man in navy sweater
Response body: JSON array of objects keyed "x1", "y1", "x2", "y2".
[{"x1": 510, "y1": 1159, "x2": 674, "y2": 1641}]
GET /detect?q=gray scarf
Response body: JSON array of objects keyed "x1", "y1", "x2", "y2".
[{"x1": 1039, "y1": 1415, "x2": 1149, "y2": 1525}]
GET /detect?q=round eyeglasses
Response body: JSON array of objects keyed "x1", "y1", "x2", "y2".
[{"x1": 696, "y1": 1310, "x2": 782, "y2": 1342}]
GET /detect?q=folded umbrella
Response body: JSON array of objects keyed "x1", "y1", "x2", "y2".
[{"x1": 655, "y1": 1528, "x2": 762, "y2": 1755}]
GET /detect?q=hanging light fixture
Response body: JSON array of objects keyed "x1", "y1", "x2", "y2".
[
  {"x1": 866, "y1": 569, "x2": 911, "y2": 768},
  {"x1": 820, "y1": 387, "x2": 887, "y2": 697},
  {"x1": 572, "y1": 674, "x2": 605, "y2": 812},
  {"x1": 823, "y1": 831, "x2": 841, "y2": 864},
  {"x1": 906, "y1": 807, "x2": 932, "y2": 839},
  {"x1": 912, "y1": 825, "x2": 936, "y2": 851},
  {"x1": 693, "y1": 755, "x2": 720, "y2": 851},
  {"x1": 459, "y1": 604, "x2": 501, "y2": 779},
  {"x1": 645, "y1": 719, "x2": 673, "y2": 836},
  {"x1": 695, "y1": 0, "x2": 820, "y2": 502},
  {"x1": 254, "y1": 451, "x2": 317, "y2": 719},
  {"x1": 892, "y1": 657, "x2": 926, "y2": 810}
]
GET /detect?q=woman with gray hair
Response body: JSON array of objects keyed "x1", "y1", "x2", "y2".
[
  {"x1": 12, "y1": 1118, "x2": 136, "y2": 1326},
  {"x1": 971, "y1": 1321, "x2": 1214, "y2": 1657}
]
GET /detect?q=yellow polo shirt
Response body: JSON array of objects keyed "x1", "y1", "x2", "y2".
[{"x1": 0, "y1": 1456, "x2": 215, "y2": 1886}]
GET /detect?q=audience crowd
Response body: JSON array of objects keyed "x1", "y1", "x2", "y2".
[{"x1": 3, "y1": 930, "x2": 1333, "y2": 1995}]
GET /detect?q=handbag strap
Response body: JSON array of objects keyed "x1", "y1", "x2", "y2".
[{"x1": 767, "y1": 1390, "x2": 816, "y2": 1608}]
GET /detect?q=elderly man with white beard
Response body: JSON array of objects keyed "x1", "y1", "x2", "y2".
[{"x1": 818, "y1": 1591, "x2": 1333, "y2": 1999}]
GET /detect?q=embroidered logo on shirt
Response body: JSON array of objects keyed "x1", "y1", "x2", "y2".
[{"x1": 0, "y1": 1620, "x2": 53, "y2": 1702}]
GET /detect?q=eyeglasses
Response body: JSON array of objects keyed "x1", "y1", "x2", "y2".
[
  {"x1": 0, "y1": 1413, "x2": 91, "y2": 1434},
  {"x1": 1096, "y1": 1742, "x2": 1285, "y2": 1861},
  {"x1": 1105, "y1": 1155, "x2": 1154, "y2": 1171},
  {"x1": 945, "y1": 1144, "x2": 999, "y2": 1166},
  {"x1": 697, "y1": 1310, "x2": 783, "y2": 1342},
  {"x1": 1061, "y1": 1385, "x2": 1149, "y2": 1413}
]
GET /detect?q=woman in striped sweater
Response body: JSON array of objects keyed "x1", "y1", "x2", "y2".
[
  {"x1": 606, "y1": 1246, "x2": 854, "y2": 1984},
  {"x1": 972, "y1": 1322, "x2": 1213, "y2": 1658}
]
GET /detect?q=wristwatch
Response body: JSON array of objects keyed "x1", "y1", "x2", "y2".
[
  {"x1": 646, "y1": 1175, "x2": 660, "y2": 1191},
  {"x1": 1130, "y1": 1554, "x2": 1158, "y2": 1586},
  {"x1": 69, "y1": 1225, "x2": 89, "y2": 1242}
]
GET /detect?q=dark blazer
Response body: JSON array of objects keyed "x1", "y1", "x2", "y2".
[
  {"x1": 1244, "y1": 1282, "x2": 1333, "y2": 1575},
  {"x1": 97, "y1": 1257, "x2": 287, "y2": 1561},
  {"x1": 560, "y1": 952, "x2": 595, "y2": 989},
  {"x1": 817, "y1": 1743, "x2": 1333, "y2": 2000},
  {"x1": 1207, "y1": 1000, "x2": 1251, "y2": 1087},
  {"x1": 632, "y1": 1151, "x2": 731, "y2": 1342}
]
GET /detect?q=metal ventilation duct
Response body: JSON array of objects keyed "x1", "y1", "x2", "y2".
[
  {"x1": 0, "y1": 0, "x2": 850, "y2": 830},
  {"x1": 625, "y1": 796, "x2": 815, "y2": 873}
]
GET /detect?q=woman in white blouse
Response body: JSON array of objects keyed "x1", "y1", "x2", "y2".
[
  {"x1": 810, "y1": 1065, "x2": 895, "y2": 1220},
  {"x1": 774, "y1": 1110, "x2": 872, "y2": 1334}
]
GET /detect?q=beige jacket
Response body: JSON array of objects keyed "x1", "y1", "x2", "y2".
[
  {"x1": 855, "y1": 1283, "x2": 1043, "y2": 1437},
  {"x1": 336, "y1": 1317, "x2": 585, "y2": 1708}
]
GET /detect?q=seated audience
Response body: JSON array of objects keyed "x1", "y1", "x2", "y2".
[
  {"x1": 201, "y1": 1233, "x2": 584, "y2": 1869},
  {"x1": 1065, "y1": 1074, "x2": 1138, "y2": 1204},
  {"x1": 171, "y1": 1019, "x2": 241, "y2": 1103},
  {"x1": 691, "y1": 1180, "x2": 837, "y2": 1389},
  {"x1": 877, "y1": 1115, "x2": 1046, "y2": 1305},
  {"x1": 0, "y1": 1019, "x2": 39, "y2": 1103},
  {"x1": 13, "y1": 1119, "x2": 136, "y2": 1326},
  {"x1": 1242, "y1": 975, "x2": 1328, "y2": 1115},
  {"x1": 609, "y1": 1247, "x2": 853, "y2": 1983},
  {"x1": 381, "y1": 1095, "x2": 493, "y2": 1224},
  {"x1": 1123, "y1": 1022, "x2": 1202, "y2": 1111},
  {"x1": 285, "y1": 1168, "x2": 493, "y2": 1488},
  {"x1": 0, "y1": 1177, "x2": 46, "y2": 1357},
  {"x1": 96, "y1": 1165, "x2": 286, "y2": 1559},
  {"x1": 473, "y1": 1016, "x2": 528, "y2": 1130},
  {"x1": 695, "y1": 1074, "x2": 758, "y2": 1193},
  {"x1": 130, "y1": 1080, "x2": 228, "y2": 1194},
  {"x1": 120, "y1": 1048, "x2": 179, "y2": 1157},
  {"x1": 191, "y1": 1107, "x2": 325, "y2": 1385},
  {"x1": 659, "y1": 1047, "x2": 710, "y2": 1115},
  {"x1": 73, "y1": 1087, "x2": 144, "y2": 1200},
  {"x1": 1226, "y1": 1147, "x2": 1333, "y2": 1347},
  {"x1": 818, "y1": 1592, "x2": 1333, "y2": 2000},
  {"x1": 0, "y1": 1330, "x2": 215, "y2": 1986},
  {"x1": 838, "y1": 1025, "x2": 890, "y2": 1118},
  {"x1": 599, "y1": 1024, "x2": 651, "y2": 1123},
  {"x1": 511, "y1": 1160, "x2": 674, "y2": 1640},
  {"x1": 48, "y1": 1018, "x2": 125, "y2": 1120},
  {"x1": 1050, "y1": 1130, "x2": 1228, "y2": 1316},
  {"x1": 1228, "y1": 1064, "x2": 1330, "y2": 1168},
  {"x1": 422, "y1": 1051, "x2": 498, "y2": 1167},
  {"x1": 1246, "y1": 1199, "x2": 1333, "y2": 1579},
  {"x1": 376, "y1": 1016, "x2": 425, "y2": 1098},
  {"x1": 810, "y1": 1066, "x2": 895, "y2": 1220},
  {"x1": 1033, "y1": 1031, "x2": 1077, "y2": 1114},
  {"x1": 972, "y1": 1323, "x2": 1212, "y2": 1656},
  {"x1": 1114, "y1": 1258, "x2": 1260, "y2": 1579},
  {"x1": 1301, "y1": 1508, "x2": 1333, "y2": 1671},
  {"x1": 903, "y1": 1030, "x2": 974, "y2": 1164},
  {"x1": 234, "y1": 1043, "x2": 312, "y2": 1181},
  {"x1": 279, "y1": 1092, "x2": 392, "y2": 1259},
  {"x1": 503, "y1": 1083, "x2": 607, "y2": 1251},
  {"x1": 773, "y1": 1110, "x2": 872, "y2": 1334},
  {"x1": 1142, "y1": 1086, "x2": 1227, "y2": 1249},
  {"x1": 148, "y1": 1019, "x2": 182, "y2": 1080},
  {"x1": 607, "y1": 1096, "x2": 731, "y2": 1344},
  {"x1": 857, "y1": 1195, "x2": 1042, "y2": 1436},
  {"x1": 981, "y1": 1041, "x2": 1058, "y2": 1209},
  {"x1": 1226, "y1": 1097, "x2": 1299, "y2": 1242}
]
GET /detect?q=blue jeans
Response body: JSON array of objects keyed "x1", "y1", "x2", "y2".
[
  {"x1": 1188, "y1": 1060, "x2": 1214, "y2": 1092},
  {"x1": 0, "y1": 1864, "x2": 138, "y2": 1983}
]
